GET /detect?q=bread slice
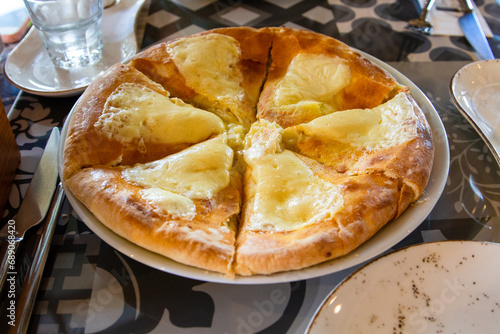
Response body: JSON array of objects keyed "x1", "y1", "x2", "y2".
[
  {"x1": 66, "y1": 136, "x2": 241, "y2": 275},
  {"x1": 129, "y1": 27, "x2": 274, "y2": 130},
  {"x1": 257, "y1": 27, "x2": 405, "y2": 128}
]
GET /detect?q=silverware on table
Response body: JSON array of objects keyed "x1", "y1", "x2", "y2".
[
  {"x1": 0, "y1": 127, "x2": 60, "y2": 294},
  {"x1": 11, "y1": 183, "x2": 65, "y2": 334},
  {"x1": 406, "y1": 0, "x2": 437, "y2": 34},
  {"x1": 458, "y1": 0, "x2": 495, "y2": 60}
]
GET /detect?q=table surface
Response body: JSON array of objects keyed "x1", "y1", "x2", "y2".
[{"x1": 1, "y1": 0, "x2": 500, "y2": 333}]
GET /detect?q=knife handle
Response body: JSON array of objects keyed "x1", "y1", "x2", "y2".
[
  {"x1": 9, "y1": 184, "x2": 65, "y2": 334},
  {"x1": 421, "y1": 0, "x2": 437, "y2": 18},
  {"x1": 460, "y1": 0, "x2": 474, "y2": 13},
  {"x1": 0, "y1": 239, "x2": 20, "y2": 295}
]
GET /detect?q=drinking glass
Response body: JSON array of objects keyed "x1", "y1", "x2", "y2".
[{"x1": 23, "y1": 0, "x2": 104, "y2": 69}]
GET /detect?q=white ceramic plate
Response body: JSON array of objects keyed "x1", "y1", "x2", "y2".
[
  {"x1": 58, "y1": 54, "x2": 450, "y2": 284},
  {"x1": 4, "y1": 0, "x2": 145, "y2": 97},
  {"x1": 307, "y1": 241, "x2": 500, "y2": 333},
  {"x1": 451, "y1": 59, "x2": 500, "y2": 167}
]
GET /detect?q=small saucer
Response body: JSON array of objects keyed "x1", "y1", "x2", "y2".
[
  {"x1": 4, "y1": 0, "x2": 145, "y2": 97},
  {"x1": 451, "y1": 59, "x2": 500, "y2": 167}
]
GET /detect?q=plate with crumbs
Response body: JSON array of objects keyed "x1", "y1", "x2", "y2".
[{"x1": 307, "y1": 241, "x2": 500, "y2": 333}]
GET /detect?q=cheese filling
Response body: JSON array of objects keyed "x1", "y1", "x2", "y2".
[
  {"x1": 284, "y1": 92, "x2": 419, "y2": 151},
  {"x1": 95, "y1": 83, "x2": 224, "y2": 145},
  {"x1": 140, "y1": 188, "x2": 196, "y2": 220},
  {"x1": 244, "y1": 123, "x2": 343, "y2": 232},
  {"x1": 122, "y1": 136, "x2": 233, "y2": 217},
  {"x1": 273, "y1": 53, "x2": 351, "y2": 116},
  {"x1": 168, "y1": 34, "x2": 245, "y2": 101}
]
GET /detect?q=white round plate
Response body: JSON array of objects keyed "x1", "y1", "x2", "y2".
[
  {"x1": 451, "y1": 59, "x2": 500, "y2": 166},
  {"x1": 4, "y1": 0, "x2": 145, "y2": 97},
  {"x1": 307, "y1": 241, "x2": 500, "y2": 333},
  {"x1": 58, "y1": 54, "x2": 449, "y2": 284}
]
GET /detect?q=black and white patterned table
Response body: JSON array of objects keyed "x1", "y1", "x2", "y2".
[
  {"x1": 138, "y1": 0, "x2": 500, "y2": 61},
  {"x1": 1, "y1": 1, "x2": 499, "y2": 333}
]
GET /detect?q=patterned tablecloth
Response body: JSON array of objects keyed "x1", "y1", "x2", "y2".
[{"x1": 1, "y1": 0, "x2": 499, "y2": 333}]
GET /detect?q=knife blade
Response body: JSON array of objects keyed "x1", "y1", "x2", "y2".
[
  {"x1": 458, "y1": 0, "x2": 495, "y2": 60},
  {"x1": 0, "y1": 127, "x2": 60, "y2": 293},
  {"x1": 10, "y1": 183, "x2": 65, "y2": 334}
]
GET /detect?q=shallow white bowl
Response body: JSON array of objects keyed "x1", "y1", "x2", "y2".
[{"x1": 451, "y1": 59, "x2": 500, "y2": 167}]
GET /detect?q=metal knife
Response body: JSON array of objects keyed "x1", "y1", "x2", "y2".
[
  {"x1": 0, "y1": 127, "x2": 60, "y2": 294},
  {"x1": 458, "y1": 0, "x2": 495, "y2": 60},
  {"x1": 11, "y1": 183, "x2": 65, "y2": 334}
]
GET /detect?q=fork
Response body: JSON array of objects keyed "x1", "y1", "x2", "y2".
[{"x1": 406, "y1": 0, "x2": 437, "y2": 34}]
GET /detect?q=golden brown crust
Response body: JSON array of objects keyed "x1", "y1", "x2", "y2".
[
  {"x1": 66, "y1": 166, "x2": 241, "y2": 275},
  {"x1": 234, "y1": 114, "x2": 431, "y2": 275},
  {"x1": 129, "y1": 27, "x2": 273, "y2": 128},
  {"x1": 257, "y1": 27, "x2": 406, "y2": 128},
  {"x1": 128, "y1": 43, "x2": 196, "y2": 100},
  {"x1": 235, "y1": 170, "x2": 402, "y2": 275},
  {"x1": 283, "y1": 92, "x2": 434, "y2": 203},
  {"x1": 366, "y1": 94, "x2": 434, "y2": 199},
  {"x1": 62, "y1": 63, "x2": 182, "y2": 180},
  {"x1": 62, "y1": 27, "x2": 435, "y2": 277}
]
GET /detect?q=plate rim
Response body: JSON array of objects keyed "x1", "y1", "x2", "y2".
[
  {"x1": 450, "y1": 59, "x2": 500, "y2": 167},
  {"x1": 58, "y1": 49, "x2": 450, "y2": 285},
  {"x1": 306, "y1": 239, "x2": 500, "y2": 333}
]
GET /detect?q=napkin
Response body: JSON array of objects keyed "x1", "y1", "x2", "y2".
[{"x1": 420, "y1": 0, "x2": 493, "y2": 37}]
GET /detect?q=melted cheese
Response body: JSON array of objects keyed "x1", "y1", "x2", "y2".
[
  {"x1": 245, "y1": 123, "x2": 343, "y2": 232},
  {"x1": 122, "y1": 136, "x2": 233, "y2": 200},
  {"x1": 273, "y1": 53, "x2": 351, "y2": 116},
  {"x1": 140, "y1": 188, "x2": 196, "y2": 219},
  {"x1": 284, "y1": 92, "x2": 419, "y2": 151},
  {"x1": 168, "y1": 34, "x2": 245, "y2": 101},
  {"x1": 95, "y1": 83, "x2": 224, "y2": 145}
]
